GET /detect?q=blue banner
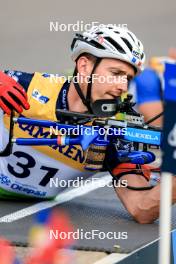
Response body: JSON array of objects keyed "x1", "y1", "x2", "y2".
[
  {"x1": 172, "y1": 230, "x2": 176, "y2": 264},
  {"x1": 162, "y1": 62, "x2": 176, "y2": 174}
]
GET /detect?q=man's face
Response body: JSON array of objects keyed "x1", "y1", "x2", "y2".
[{"x1": 90, "y1": 58, "x2": 135, "y2": 102}]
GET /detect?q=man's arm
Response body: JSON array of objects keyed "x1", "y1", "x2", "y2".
[{"x1": 115, "y1": 174, "x2": 176, "y2": 224}]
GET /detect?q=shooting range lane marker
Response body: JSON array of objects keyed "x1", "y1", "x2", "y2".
[
  {"x1": 0, "y1": 174, "x2": 112, "y2": 223},
  {"x1": 95, "y1": 227, "x2": 176, "y2": 264}
]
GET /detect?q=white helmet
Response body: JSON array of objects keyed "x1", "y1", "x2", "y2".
[{"x1": 71, "y1": 25, "x2": 145, "y2": 74}]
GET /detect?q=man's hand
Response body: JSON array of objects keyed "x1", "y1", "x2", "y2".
[{"x1": 0, "y1": 71, "x2": 30, "y2": 115}]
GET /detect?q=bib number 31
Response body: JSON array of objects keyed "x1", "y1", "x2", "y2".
[{"x1": 7, "y1": 151, "x2": 59, "y2": 187}]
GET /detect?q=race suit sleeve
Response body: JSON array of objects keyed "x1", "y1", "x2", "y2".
[
  {"x1": 0, "y1": 70, "x2": 33, "y2": 146},
  {"x1": 3, "y1": 70, "x2": 34, "y2": 92}
]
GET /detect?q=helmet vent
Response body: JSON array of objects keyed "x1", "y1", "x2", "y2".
[
  {"x1": 71, "y1": 38, "x2": 77, "y2": 50},
  {"x1": 121, "y1": 37, "x2": 133, "y2": 52},
  {"x1": 105, "y1": 37, "x2": 126, "y2": 54},
  {"x1": 96, "y1": 32, "x2": 103, "y2": 35},
  {"x1": 89, "y1": 40, "x2": 106, "y2": 49},
  {"x1": 127, "y1": 32, "x2": 135, "y2": 42},
  {"x1": 141, "y1": 53, "x2": 144, "y2": 60},
  {"x1": 114, "y1": 31, "x2": 120, "y2": 34}
]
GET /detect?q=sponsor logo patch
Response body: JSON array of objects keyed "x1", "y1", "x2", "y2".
[{"x1": 32, "y1": 89, "x2": 49, "y2": 104}]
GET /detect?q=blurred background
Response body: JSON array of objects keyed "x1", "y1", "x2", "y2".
[{"x1": 0, "y1": 0, "x2": 175, "y2": 73}]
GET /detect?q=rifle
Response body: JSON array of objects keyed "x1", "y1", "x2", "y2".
[{"x1": 0, "y1": 95, "x2": 162, "y2": 174}]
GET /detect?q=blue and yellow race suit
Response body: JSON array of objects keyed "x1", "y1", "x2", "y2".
[{"x1": 0, "y1": 70, "x2": 93, "y2": 199}]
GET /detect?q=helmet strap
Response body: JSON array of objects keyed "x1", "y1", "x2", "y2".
[
  {"x1": 86, "y1": 58, "x2": 101, "y2": 107},
  {"x1": 72, "y1": 68, "x2": 92, "y2": 112},
  {"x1": 72, "y1": 58, "x2": 102, "y2": 113}
]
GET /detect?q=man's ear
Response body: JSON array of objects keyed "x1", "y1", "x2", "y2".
[{"x1": 76, "y1": 56, "x2": 94, "y2": 76}]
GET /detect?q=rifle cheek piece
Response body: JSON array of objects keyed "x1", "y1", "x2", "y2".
[
  {"x1": 90, "y1": 94, "x2": 138, "y2": 118},
  {"x1": 90, "y1": 97, "x2": 121, "y2": 117}
]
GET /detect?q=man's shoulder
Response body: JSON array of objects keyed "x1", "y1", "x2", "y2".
[
  {"x1": 149, "y1": 56, "x2": 174, "y2": 74},
  {"x1": 4, "y1": 70, "x2": 34, "y2": 91},
  {"x1": 4, "y1": 70, "x2": 67, "y2": 91}
]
